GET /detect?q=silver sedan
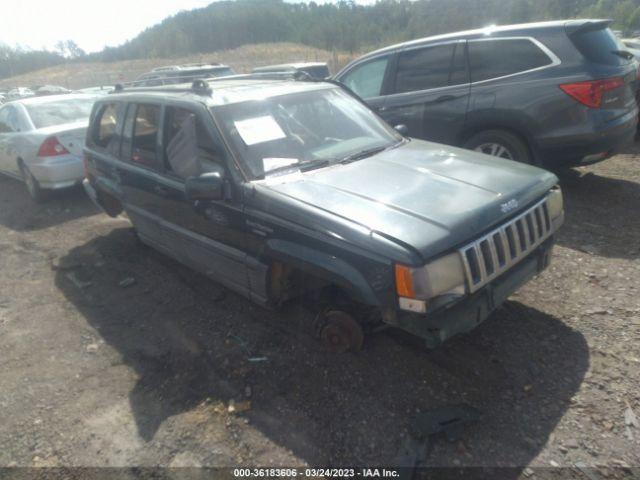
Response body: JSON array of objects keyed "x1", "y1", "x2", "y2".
[{"x1": 0, "y1": 94, "x2": 97, "y2": 201}]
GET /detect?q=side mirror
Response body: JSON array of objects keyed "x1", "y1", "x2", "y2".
[
  {"x1": 394, "y1": 124, "x2": 409, "y2": 136},
  {"x1": 185, "y1": 170, "x2": 224, "y2": 201}
]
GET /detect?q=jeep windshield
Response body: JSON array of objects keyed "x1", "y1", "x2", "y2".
[{"x1": 212, "y1": 87, "x2": 401, "y2": 180}]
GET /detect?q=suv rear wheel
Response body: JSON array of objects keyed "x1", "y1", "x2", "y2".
[{"x1": 464, "y1": 130, "x2": 533, "y2": 164}]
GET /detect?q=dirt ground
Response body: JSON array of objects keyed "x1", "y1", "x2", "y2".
[{"x1": 0, "y1": 144, "x2": 639, "y2": 478}]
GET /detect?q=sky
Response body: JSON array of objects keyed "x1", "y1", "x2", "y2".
[{"x1": 0, "y1": 0, "x2": 376, "y2": 54}]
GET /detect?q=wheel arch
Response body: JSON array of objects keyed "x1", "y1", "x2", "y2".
[
  {"x1": 458, "y1": 115, "x2": 540, "y2": 162},
  {"x1": 263, "y1": 239, "x2": 382, "y2": 307}
]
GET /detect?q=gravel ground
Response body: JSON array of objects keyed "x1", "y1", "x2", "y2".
[{"x1": 0, "y1": 147, "x2": 638, "y2": 478}]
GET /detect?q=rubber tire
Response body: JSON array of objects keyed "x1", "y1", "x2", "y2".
[
  {"x1": 463, "y1": 129, "x2": 534, "y2": 165},
  {"x1": 19, "y1": 161, "x2": 46, "y2": 203}
]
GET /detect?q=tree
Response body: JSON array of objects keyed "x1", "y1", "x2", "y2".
[{"x1": 55, "y1": 40, "x2": 86, "y2": 59}]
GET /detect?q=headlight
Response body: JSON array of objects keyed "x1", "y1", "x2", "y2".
[
  {"x1": 395, "y1": 252, "x2": 466, "y2": 303},
  {"x1": 547, "y1": 186, "x2": 563, "y2": 220}
]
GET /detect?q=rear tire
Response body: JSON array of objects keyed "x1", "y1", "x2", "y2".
[
  {"x1": 464, "y1": 130, "x2": 534, "y2": 165},
  {"x1": 19, "y1": 161, "x2": 45, "y2": 203}
]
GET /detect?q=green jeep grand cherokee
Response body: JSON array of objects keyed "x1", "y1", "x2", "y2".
[{"x1": 83, "y1": 77, "x2": 564, "y2": 350}]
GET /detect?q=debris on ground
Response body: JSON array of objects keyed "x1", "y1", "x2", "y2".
[
  {"x1": 65, "y1": 272, "x2": 92, "y2": 289},
  {"x1": 228, "y1": 400, "x2": 251, "y2": 414},
  {"x1": 624, "y1": 402, "x2": 638, "y2": 428},
  {"x1": 118, "y1": 277, "x2": 136, "y2": 288},
  {"x1": 394, "y1": 404, "x2": 481, "y2": 472}
]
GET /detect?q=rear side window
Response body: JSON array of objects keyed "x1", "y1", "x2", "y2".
[
  {"x1": 130, "y1": 104, "x2": 161, "y2": 169},
  {"x1": 571, "y1": 27, "x2": 629, "y2": 66},
  {"x1": 341, "y1": 56, "x2": 389, "y2": 99},
  {"x1": 163, "y1": 106, "x2": 225, "y2": 179},
  {"x1": 469, "y1": 39, "x2": 553, "y2": 83},
  {"x1": 394, "y1": 44, "x2": 456, "y2": 93},
  {"x1": 92, "y1": 102, "x2": 124, "y2": 155}
]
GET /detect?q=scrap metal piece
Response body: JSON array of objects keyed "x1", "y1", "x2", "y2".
[
  {"x1": 410, "y1": 404, "x2": 482, "y2": 442},
  {"x1": 395, "y1": 404, "x2": 481, "y2": 479}
]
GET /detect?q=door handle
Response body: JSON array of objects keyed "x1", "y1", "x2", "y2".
[
  {"x1": 434, "y1": 95, "x2": 457, "y2": 103},
  {"x1": 154, "y1": 185, "x2": 169, "y2": 196},
  {"x1": 375, "y1": 105, "x2": 388, "y2": 112}
]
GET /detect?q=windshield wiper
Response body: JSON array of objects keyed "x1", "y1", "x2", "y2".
[
  {"x1": 611, "y1": 49, "x2": 635, "y2": 60},
  {"x1": 340, "y1": 145, "x2": 388, "y2": 164},
  {"x1": 340, "y1": 139, "x2": 406, "y2": 164},
  {"x1": 261, "y1": 158, "x2": 329, "y2": 179},
  {"x1": 299, "y1": 158, "x2": 330, "y2": 171}
]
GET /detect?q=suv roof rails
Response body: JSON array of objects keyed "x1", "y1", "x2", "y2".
[
  {"x1": 209, "y1": 71, "x2": 315, "y2": 82},
  {"x1": 108, "y1": 72, "x2": 337, "y2": 97},
  {"x1": 109, "y1": 78, "x2": 214, "y2": 96}
]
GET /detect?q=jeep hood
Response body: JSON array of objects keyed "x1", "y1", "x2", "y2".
[{"x1": 259, "y1": 139, "x2": 558, "y2": 262}]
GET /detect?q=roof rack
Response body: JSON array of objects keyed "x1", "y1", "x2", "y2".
[
  {"x1": 205, "y1": 71, "x2": 315, "y2": 82},
  {"x1": 108, "y1": 71, "x2": 335, "y2": 96},
  {"x1": 110, "y1": 79, "x2": 214, "y2": 96}
]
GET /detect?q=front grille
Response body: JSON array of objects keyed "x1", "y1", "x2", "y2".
[{"x1": 459, "y1": 197, "x2": 553, "y2": 293}]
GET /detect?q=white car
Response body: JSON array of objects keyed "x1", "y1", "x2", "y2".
[
  {"x1": 7, "y1": 87, "x2": 35, "y2": 101},
  {"x1": 0, "y1": 94, "x2": 97, "y2": 201},
  {"x1": 622, "y1": 38, "x2": 640, "y2": 50}
]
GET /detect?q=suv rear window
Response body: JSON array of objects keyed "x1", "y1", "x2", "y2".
[
  {"x1": 469, "y1": 39, "x2": 553, "y2": 83},
  {"x1": 570, "y1": 27, "x2": 629, "y2": 66}
]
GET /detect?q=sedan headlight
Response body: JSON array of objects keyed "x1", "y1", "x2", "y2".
[
  {"x1": 395, "y1": 252, "x2": 466, "y2": 312},
  {"x1": 547, "y1": 186, "x2": 563, "y2": 220}
]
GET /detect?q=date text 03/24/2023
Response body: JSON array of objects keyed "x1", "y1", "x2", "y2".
[{"x1": 233, "y1": 468, "x2": 400, "y2": 478}]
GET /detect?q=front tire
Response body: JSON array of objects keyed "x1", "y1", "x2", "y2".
[
  {"x1": 19, "y1": 161, "x2": 45, "y2": 203},
  {"x1": 464, "y1": 130, "x2": 533, "y2": 165}
]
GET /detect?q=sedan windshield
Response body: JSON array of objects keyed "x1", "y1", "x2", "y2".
[
  {"x1": 26, "y1": 97, "x2": 96, "y2": 129},
  {"x1": 213, "y1": 87, "x2": 400, "y2": 180}
]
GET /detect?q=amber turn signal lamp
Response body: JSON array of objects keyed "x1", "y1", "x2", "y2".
[{"x1": 395, "y1": 264, "x2": 415, "y2": 298}]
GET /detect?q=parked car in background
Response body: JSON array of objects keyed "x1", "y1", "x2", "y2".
[
  {"x1": 0, "y1": 94, "x2": 97, "y2": 201},
  {"x1": 335, "y1": 20, "x2": 639, "y2": 166},
  {"x1": 252, "y1": 62, "x2": 330, "y2": 79},
  {"x1": 83, "y1": 78, "x2": 563, "y2": 350},
  {"x1": 35, "y1": 85, "x2": 72, "y2": 96},
  {"x1": 76, "y1": 86, "x2": 114, "y2": 95},
  {"x1": 133, "y1": 63, "x2": 235, "y2": 86},
  {"x1": 621, "y1": 38, "x2": 640, "y2": 50},
  {"x1": 7, "y1": 87, "x2": 35, "y2": 101}
]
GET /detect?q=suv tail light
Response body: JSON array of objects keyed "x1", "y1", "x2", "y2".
[
  {"x1": 37, "y1": 136, "x2": 70, "y2": 157},
  {"x1": 559, "y1": 77, "x2": 625, "y2": 108}
]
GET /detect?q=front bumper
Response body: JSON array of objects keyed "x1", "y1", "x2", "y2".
[
  {"x1": 28, "y1": 154, "x2": 84, "y2": 189},
  {"x1": 389, "y1": 237, "x2": 555, "y2": 349}
]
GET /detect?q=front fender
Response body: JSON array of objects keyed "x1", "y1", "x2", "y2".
[{"x1": 266, "y1": 239, "x2": 383, "y2": 306}]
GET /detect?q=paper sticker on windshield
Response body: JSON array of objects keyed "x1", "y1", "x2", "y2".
[
  {"x1": 235, "y1": 115, "x2": 286, "y2": 146},
  {"x1": 263, "y1": 157, "x2": 299, "y2": 173}
]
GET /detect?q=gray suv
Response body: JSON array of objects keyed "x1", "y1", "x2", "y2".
[
  {"x1": 335, "y1": 20, "x2": 639, "y2": 166},
  {"x1": 83, "y1": 78, "x2": 564, "y2": 350}
]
